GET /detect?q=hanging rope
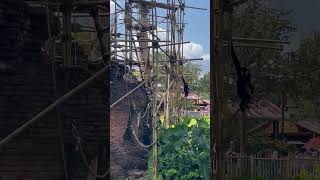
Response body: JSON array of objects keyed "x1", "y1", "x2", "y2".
[
  {"x1": 131, "y1": 100, "x2": 151, "y2": 128},
  {"x1": 129, "y1": 114, "x2": 158, "y2": 148},
  {"x1": 132, "y1": 100, "x2": 150, "y2": 119},
  {"x1": 126, "y1": 78, "x2": 156, "y2": 147}
]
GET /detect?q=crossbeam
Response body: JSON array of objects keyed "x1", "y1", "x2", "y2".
[
  {"x1": 231, "y1": 43, "x2": 283, "y2": 50},
  {"x1": 131, "y1": 0, "x2": 176, "y2": 10},
  {"x1": 216, "y1": 37, "x2": 290, "y2": 44}
]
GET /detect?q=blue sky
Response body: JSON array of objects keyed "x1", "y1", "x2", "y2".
[
  {"x1": 182, "y1": 0, "x2": 211, "y2": 75},
  {"x1": 110, "y1": 0, "x2": 210, "y2": 75}
]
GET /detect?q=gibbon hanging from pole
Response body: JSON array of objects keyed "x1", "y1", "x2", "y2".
[{"x1": 230, "y1": 44, "x2": 254, "y2": 112}]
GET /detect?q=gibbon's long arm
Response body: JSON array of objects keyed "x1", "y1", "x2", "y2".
[
  {"x1": 182, "y1": 75, "x2": 186, "y2": 84},
  {"x1": 231, "y1": 45, "x2": 242, "y2": 76},
  {"x1": 182, "y1": 76, "x2": 190, "y2": 97}
]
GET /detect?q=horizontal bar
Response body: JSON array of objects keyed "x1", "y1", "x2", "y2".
[
  {"x1": 110, "y1": 77, "x2": 154, "y2": 108},
  {"x1": 233, "y1": 37, "x2": 290, "y2": 44},
  {"x1": 73, "y1": 1, "x2": 106, "y2": 7},
  {"x1": 230, "y1": 43, "x2": 283, "y2": 50},
  {"x1": 217, "y1": 37, "x2": 290, "y2": 44},
  {"x1": 115, "y1": 58, "x2": 203, "y2": 64},
  {"x1": 131, "y1": 0, "x2": 176, "y2": 10}
]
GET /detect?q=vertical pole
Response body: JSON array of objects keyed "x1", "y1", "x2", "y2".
[
  {"x1": 61, "y1": 1, "x2": 72, "y2": 179},
  {"x1": 281, "y1": 93, "x2": 286, "y2": 138},
  {"x1": 114, "y1": 2, "x2": 118, "y2": 62},
  {"x1": 240, "y1": 110, "x2": 246, "y2": 153},
  {"x1": 63, "y1": 0, "x2": 72, "y2": 66},
  {"x1": 212, "y1": 0, "x2": 226, "y2": 179},
  {"x1": 151, "y1": 2, "x2": 158, "y2": 179},
  {"x1": 211, "y1": 0, "x2": 215, "y2": 178}
]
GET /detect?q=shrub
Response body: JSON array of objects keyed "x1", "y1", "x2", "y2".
[{"x1": 148, "y1": 117, "x2": 210, "y2": 180}]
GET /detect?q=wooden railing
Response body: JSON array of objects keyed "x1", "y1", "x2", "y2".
[{"x1": 214, "y1": 153, "x2": 320, "y2": 180}]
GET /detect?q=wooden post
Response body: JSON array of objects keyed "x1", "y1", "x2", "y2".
[
  {"x1": 212, "y1": 0, "x2": 226, "y2": 179},
  {"x1": 281, "y1": 93, "x2": 286, "y2": 138},
  {"x1": 240, "y1": 110, "x2": 246, "y2": 153},
  {"x1": 152, "y1": 112, "x2": 158, "y2": 180},
  {"x1": 63, "y1": 0, "x2": 72, "y2": 66}
]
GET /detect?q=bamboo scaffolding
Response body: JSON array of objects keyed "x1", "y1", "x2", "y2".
[{"x1": 111, "y1": 0, "x2": 206, "y2": 179}]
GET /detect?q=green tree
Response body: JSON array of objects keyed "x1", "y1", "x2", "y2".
[
  {"x1": 291, "y1": 33, "x2": 320, "y2": 119},
  {"x1": 227, "y1": 0, "x2": 296, "y2": 103}
]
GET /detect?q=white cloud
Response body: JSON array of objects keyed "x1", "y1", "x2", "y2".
[
  {"x1": 183, "y1": 42, "x2": 204, "y2": 58},
  {"x1": 199, "y1": 53, "x2": 210, "y2": 75},
  {"x1": 182, "y1": 42, "x2": 210, "y2": 74}
]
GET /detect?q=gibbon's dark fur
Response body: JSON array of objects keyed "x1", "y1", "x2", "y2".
[
  {"x1": 182, "y1": 76, "x2": 190, "y2": 97},
  {"x1": 231, "y1": 45, "x2": 254, "y2": 112}
]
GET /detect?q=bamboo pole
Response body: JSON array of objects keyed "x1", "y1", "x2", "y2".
[
  {"x1": 216, "y1": 37, "x2": 290, "y2": 44},
  {"x1": 0, "y1": 66, "x2": 107, "y2": 148},
  {"x1": 110, "y1": 78, "x2": 153, "y2": 108},
  {"x1": 231, "y1": 43, "x2": 283, "y2": 50},
  {"x1": 151, "y1": 2, "x2": 158, "y2": 179},
  {"x1": 213, "y1": 0, "x2": 226, "y2": 179},
  {"x1": 240, "y1": 110, "x2": 246, "y2": 153}
]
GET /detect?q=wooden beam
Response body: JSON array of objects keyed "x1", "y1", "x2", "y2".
[
  {"x1": 62, "y1": 0, "x2": 73, "y2": 65},
  {"x1": 131, "y1": 0, "x2": 176, "y2": 10},
  {"x1": 213, "y1": 0, "x2": 226, "y2": 179},
  {"x1": 73, "y1": 1, "x2": 107, "y2": 7},
  {"x1": 231, "y1": 43, "x2": 283, "y2": 50},
  {"x1": 231, "y1": 37, "x2": 289, "y2": 44},
  {"x1": 240, "y1": 110, "x2": 246, "y2": 153}
]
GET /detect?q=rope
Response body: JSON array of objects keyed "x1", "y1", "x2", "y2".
[
  {"x1": 128, "y1": 83, "x2": 156, "y2": 147},
  {"x1": 131, "y1": 100, "x2": 151, "y2": 128},
  {"x1": 132, "y1": 100, "x2": 150, "y2": 119},
  {"x1": 130, "y1": 115, "x2": 158, "y2": 148},
  {"x1": 72, "y1": 124, "x2": 110, "y2": 178}
]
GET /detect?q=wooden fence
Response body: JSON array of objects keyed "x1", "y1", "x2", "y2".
[{"x1": 214, "y1": 153, "x2": 320, "y2": 180}]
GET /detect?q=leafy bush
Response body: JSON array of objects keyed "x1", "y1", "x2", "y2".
[
  {"x1": 247, "y1": 134, "x2": 292, "y2": 155},
  {"x1": 150, "y1": 117, "x2": 210, "y2": 180},
  {"x1": 297, "y1": 170, "x2": 311, "y2": 180}
]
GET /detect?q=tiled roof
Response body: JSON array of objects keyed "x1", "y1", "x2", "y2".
[
  {"x1": 229, "y1": 97, "x2": 289, "y2": 120},
  {"x1": 186, "y1": 92, "x2": 200, "y2": 100}
]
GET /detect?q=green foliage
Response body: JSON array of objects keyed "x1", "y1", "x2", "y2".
[
  {"x1": 154, "y1": 117, "x2": 210, "y2": 180},
  {"x1": 195, "y1": 72, "x2": 210, "y2": 99},
  {"x1": 315, "y1": 166, "x2": 320, "y2": 179},
  {"x1": 297, "y1": 170, "x2": 311, "y2": 180},
  {"x1": 225, "y1": 0, "x2": 296, "y2": 103},
  {"x1": 235, "y1": 172, "x2": 251, "y2": 180},
  {"x1": 183, "y1": 62, "x2": 202, "y2": 84},
  {"x1": 247, "y1": 134, "x2": 291, "y2": 154},
  {"x1": 294, "y1": 99, "x2": 320, "y2": 120},
  {"x1": 291, "y1": 33, "x2": 320, "y2": 119}
]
